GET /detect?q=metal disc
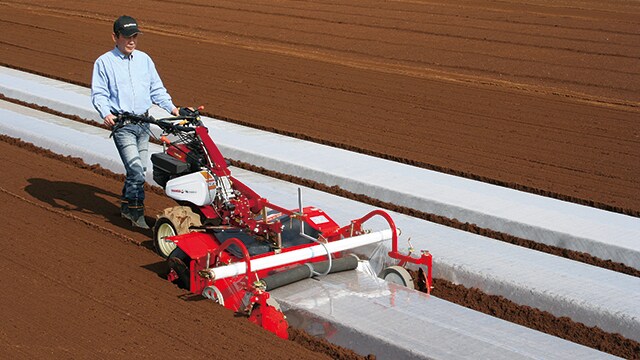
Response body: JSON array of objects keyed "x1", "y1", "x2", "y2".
[
  {"x1": 381, "y1": 265, "x2": 414, "y2": 289},
  {"x1": 167, "y1": 248, "x2": 191, "y2": 289},
  {"x1": 202, "y1": 286, "x2": 225, "y2": 306}
]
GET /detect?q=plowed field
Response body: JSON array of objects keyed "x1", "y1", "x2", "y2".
[
  {"x1": 0, "y1": 1, "x2": 638, "y2": 359},
  {"x1": 1, "y1": 0, "x2": 638, "y2": 215}
]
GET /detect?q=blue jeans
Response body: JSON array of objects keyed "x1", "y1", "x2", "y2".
[{"x1": 112, "y1": 123, "x2": 150, "y2": 203}]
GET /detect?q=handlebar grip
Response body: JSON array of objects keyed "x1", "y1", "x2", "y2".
[
  {"x1": 179, "y1": 107, "x2": 199, "y2": 117},
  {"x1": 154, "y1": 120, "x2": 196, "y2": 134},
  {"x1": 173, "y1": 124, "x2": 196, "y2": 133}
]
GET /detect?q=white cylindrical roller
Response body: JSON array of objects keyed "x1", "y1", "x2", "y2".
[{"x1": 207, "y1": 229, "x2": 392, "y2": 280}]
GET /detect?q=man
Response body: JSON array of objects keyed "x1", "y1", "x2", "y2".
[{"x1": 91, "y1": 15, "x2": 179, "y2": 229}]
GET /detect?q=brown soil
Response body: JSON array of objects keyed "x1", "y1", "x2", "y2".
[
  {"x1": 5, "y1": 91, "x2": 640, "y2": 279},
  {"x1": 0, "y1": 1, "x2": 639, "y2": 359},
  {"x1": 0, "y1": 135, "x2": 369, "y2": 360},
  {"x1": 2, "y1": 127, "x2": 639, "y2": 359},
  {"x1": 1, "y1": 0, "x2": 639, "y2": 216}
]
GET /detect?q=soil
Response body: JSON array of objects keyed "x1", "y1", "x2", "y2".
[
  {"x1": 0, "y1": 135, "x2": 367, "y2": 360},
  {"x1": 0, "y1": 1, "x2": 639, "y2": 359},
  {"x1": 2, "y1": 135, "x2": 637, "y2": 359},
  {"x1": 1, "y1": 0, "x2": 639, "y2": 216}
]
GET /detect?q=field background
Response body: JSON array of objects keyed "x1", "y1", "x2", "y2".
[{"x1": 0, "y1": 1, "x2": 638, "y2": 358}]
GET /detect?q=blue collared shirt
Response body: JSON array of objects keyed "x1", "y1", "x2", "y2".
[{"x1": 91, "y1": 47, "x2": 175, "y2": 119}]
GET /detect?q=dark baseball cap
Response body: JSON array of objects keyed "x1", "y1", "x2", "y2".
[{"x1": 113, "y1": 15, "x2": 141, "y2": 37}]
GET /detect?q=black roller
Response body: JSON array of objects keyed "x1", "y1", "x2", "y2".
[
  {"x1": 309, "y1": 253, "x2": 359, "y2": 275},
  {"x1": 262, "y1": 254, "x2": 359, "y2": 291},
  {"x1": 262, "y1": 264, "x2": 311, "y2": 291}
]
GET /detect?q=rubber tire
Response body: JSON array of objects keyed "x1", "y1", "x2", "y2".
[
  {"x1": 154, "y1": 217, "x2": 178, "y2": 258},
  {"x1": 380, "y1": 265, "x2": 415, "y2": 289},
  {"x1": 167, "y1": 247, "x2": 191, "y2": 290}
]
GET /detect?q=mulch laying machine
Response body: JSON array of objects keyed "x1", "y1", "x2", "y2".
[{"x1": 124, "y1": 108, "x2": 432, "y2": 338}]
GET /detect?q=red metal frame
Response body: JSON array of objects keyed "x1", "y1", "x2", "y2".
[{"x1": 160, "y1": 122, "x2": 433, "y2": 338}]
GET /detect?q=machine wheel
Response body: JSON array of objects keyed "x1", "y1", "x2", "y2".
[
  {"x1": 153, "y1": 206, "x2": 202, "y2": 258},
  {"x1": 154, "y1": 217, "x2": 178, "y2": 258},
  {"x1": 380, "y1": 265, "x2": 415, "y2": 289},
  {"x1": 167, "y1": 247, "x2": 191, "y2": 290},
  {"x1": 202, "y1": 286, "x2": 225, "y2": 306}
]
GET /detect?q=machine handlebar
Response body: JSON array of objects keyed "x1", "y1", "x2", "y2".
[{"x1": 112, "y1": 106, "x2": 204, "y2": 135}]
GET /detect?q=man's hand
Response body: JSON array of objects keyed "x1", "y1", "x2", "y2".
[
  {"x1": 103, "y1": 114, "x2": 117, "y2": 127},
  {"x1": 171, "y1": 107, "x2": 180, "y2": 116},
  {"x1": 178, "y1": 107, "x2": 196, "y2": 116}
]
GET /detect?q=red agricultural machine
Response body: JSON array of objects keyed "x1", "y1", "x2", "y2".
[{"x1": 123, "y1": 108, "x2": 433, "y2": 338}]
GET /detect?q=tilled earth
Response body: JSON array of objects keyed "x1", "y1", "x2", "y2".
[
  {"x1": 0, "y1": 137, "x2": 358, "y2": 360},
  {"x1": 0, "y1": 1, "x2": 639, "y2": 359}
]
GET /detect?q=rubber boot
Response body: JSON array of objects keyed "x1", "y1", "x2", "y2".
[
  {"x1": 128, "y1": 200, "x2": 150, "y2": 229},
  {"x1": 120, "y1": 199, "x2": 130, "y2": 219}
]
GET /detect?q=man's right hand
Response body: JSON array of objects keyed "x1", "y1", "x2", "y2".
[
  {"x1": 103, "y1": 114, "x2": 117, "y2": 127},
  {"x1": 178, "y1": 107, "x2": 195, "y2": 117}
]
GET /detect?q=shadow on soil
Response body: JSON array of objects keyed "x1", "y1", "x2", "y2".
[
  {"x1": 141, "y1": 260, "x2": 169, "y2": 279},
  {"x1": 25, "y1": 177, "x2": 154, "y2": 239},
  {"x1": 141, "y1": 260, "x2": 207, "y2": 302}
]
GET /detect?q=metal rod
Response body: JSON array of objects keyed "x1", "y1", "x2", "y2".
[
  {"x1": 296, "y1": 187, "x2": 331, "y2": 274},
  {"x1": 207, "y1": 229, "x2": 392, "y2": 280},
  {"x1": 297, "y1": 187, "x2": 304, "y2": 236}
]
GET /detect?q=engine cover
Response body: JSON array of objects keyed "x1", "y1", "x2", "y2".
[{"x1": 165, "y1": 171, "x2": 216, "y2": 206}]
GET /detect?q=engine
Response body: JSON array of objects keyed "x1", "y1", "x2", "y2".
[{"x1": 165, "y1": 170, "x2": 236, "y2": 207}]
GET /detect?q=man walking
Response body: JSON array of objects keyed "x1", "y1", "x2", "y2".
[{"x1": 91, "y1": 15, "x2": 179, "y2": 229}]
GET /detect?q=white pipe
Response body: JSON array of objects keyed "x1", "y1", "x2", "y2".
[{"x1": 207, "y1": 229, "x2": 392, "y2": 280}]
